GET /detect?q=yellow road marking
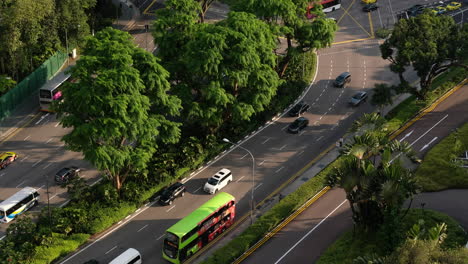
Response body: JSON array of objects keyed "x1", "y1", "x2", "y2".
[
  {"x1": 338, "y1": 0, "x2": 372, "y2": 37},
  {"x1": 186, "y1": 143, "x2": 336, "y2": 263},
  {"x1": 143, "y1": 0, "x2": 158, "y2": 15},
  {"x1": 389, "y1": 78, "x2": 468, "y2": 140},
  {"x1": 332, "y1": 37, "x2": 373, "y2": 45},
  {"x1": 233, "y1": 186, "x2": 331, "y2": 264},
  {"x1": 0, "y1": 112, "x2": 40, "y2": 146},
  {"x1": 368, "y1": 12, "x2": 374, "y2": 38}
]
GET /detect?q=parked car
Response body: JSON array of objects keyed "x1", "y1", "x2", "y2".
[
  {"x1": 430, "y1": 6, "x2": 447, "y2": 15},
  {"x1": 446, "y1": 1, "x2": 461, "y2": 10},
  {"x1": 288, "y1": 101, "x2": 310, "y2": 117},
  {"x1": 204, "y1": 168, "x2": 232, "y2": 194},
  {"x1": 159, "y1": 182, "x2": 186, "y2": 205},
  {"x1": 0, "y1": 152, "x2": 18, "y2": 169},
  {"x1": 407, "y1": 4, "x2": 424, "y2": 16},
  {"x1": 288, "y1": 117, "x2": 309, "y2": 133},
  {"x1": 349, "y1": 91, "x2": 368, "y2": 106},
  {"x1": 363, "y1": 3, "x2": 379, "y2": 12},
  {"x1": 333, "y1": 72, "x2": 351, "y2": 88},
  {"x1": 55, "y1": 166, "x2": 81, "y2": 184}
]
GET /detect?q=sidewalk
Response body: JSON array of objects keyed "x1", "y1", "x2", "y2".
[{"x1": 0, "y1": 1, "x2": 140, "y2": 144}]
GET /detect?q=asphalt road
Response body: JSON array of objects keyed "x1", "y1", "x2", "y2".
[
  {"x1": 0, "y1": 113, "x2": 101, "y2": 237},
  {"x1": 55, "y1": 1, "x2": 424, "y2": 263},
  {"x1": 241, "y1": 82, "x2": 468, "y2": 264}
]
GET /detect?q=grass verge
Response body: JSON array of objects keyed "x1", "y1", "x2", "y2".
[
  {"x1": 317, "y1": 209, "x2": 468, "y2": 264},
  {"x1": 32, "y1": 233, "x2": 90, "y2": 264},
  {"x1": 415, "y1": 122, "x2": 468, "y2": 191}
]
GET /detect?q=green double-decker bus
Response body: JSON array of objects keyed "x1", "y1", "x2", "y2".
[{"x1": 162, "y1": 192, "x2": 236, "y2": 264}]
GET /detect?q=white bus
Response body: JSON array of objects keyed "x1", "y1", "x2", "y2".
[
  {"x1": 307, "y1": 0, "x2": 342, "y2": 18},
  {"x1": 0, "y1": 187, "x2": 40, "y2": 223},
  {"x1": 109, "y1": 248, "x2": 142, "y2": 264},
  {"x1": 39, "y1": 70, "x2": 71, "y2": 112}
]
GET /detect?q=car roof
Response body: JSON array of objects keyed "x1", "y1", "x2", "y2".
[
  {"x1": 56, "y1": 168, "x2": 71, "y2": 176},
  {"x1": 0, "y1": 152, "x2": 16, "y2": 158},
  {"x1": 213, "y1": 168, "x2": 231, "y2": 178},
  {"x1": 296, "y1": 117, "x2": 308, "y2": 121},
  {"x1": 355, "y1": 91, "x2": 367, "y2": 96},
  {"x1": 339, "y1": 72, "x2": 350, "y2": 77}
]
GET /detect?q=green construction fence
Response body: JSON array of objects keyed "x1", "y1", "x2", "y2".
[{"x1": 0, "y1": 51, "x2": 68, "y2": 120}]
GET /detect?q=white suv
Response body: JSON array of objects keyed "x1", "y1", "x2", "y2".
[{"x1": 204, "y1": 168, "x2": 233, "y2": 194}]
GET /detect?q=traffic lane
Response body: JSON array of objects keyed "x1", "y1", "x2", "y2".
[
  {"x1": 60, "y1": 33, "x2": 393, "y2": 262},
  {"x1": 61, "y1": 171, "x2": 254, "y2": 263},
  {"x1": 243, "y1": 188, "x2": 351, "y2": 264},
  {"x1": 409, "y1": 189, "x2": 468, "y2": 231},
  {"x1": 395, "y1": 85, "x2": 468, "y2": 156}
]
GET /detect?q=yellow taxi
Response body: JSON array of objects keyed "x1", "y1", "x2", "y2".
[
  {"x1": 0, "y1": 152, "x2": 18, "y2": 169},
  {"x1": 446, "y1": 1, "x2": 462, "y2": 10},
  {"x1": 431, "y1": 6, "x2": 447, "y2": 15},
  {"x1": 362, "y1": 0, "x2": 377, "y2": 4}
]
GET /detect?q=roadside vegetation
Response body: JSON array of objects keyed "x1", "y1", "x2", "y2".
[
  {"x1": 318, "y1": 209, "x2": 468, "y2": 264},
  {"x1": 0, "y1": 0, "x2": 116, "y2": 93},
  {"x1": 0, "y1": 0, "x2": 331, "y2": 262},
  {"x1": 415, "y1": 122, "x2": 468, "y2": 191}
]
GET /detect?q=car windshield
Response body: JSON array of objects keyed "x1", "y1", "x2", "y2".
[
  {"x1": 352, "y1": 94, "x2": 362, "y2": 99},
  {"x1": 207, "y1": 178, "x2": 219, "y2": 185},
  {"x1": 336, "y1": 76, "x2": 345, "y2": 82},
  {"x1": 56, "y1": 168, "x2": 69, "y2": 177},
  {"x1": 161, "y1": 188, "x2": 173, "y2": 198}
]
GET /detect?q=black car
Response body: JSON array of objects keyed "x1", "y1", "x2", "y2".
[
  {"x1": 333, "y1": 72, "x2": 351, "y2": 88},
  {"x1": 363, "y1": 3, "x2": 379, "y2": 12},
  {"x1": 349, "y1": 91, "x2": 368, "y2": 106},
  {"x1": 288, "y1": 101, "x2": 310, "y2": 117},
  {"x1": 159, "y1": 182, "x2": 186, "y2": 205},
  {"x1": 288, "y1": 117, "x2": 309, "y2": 134},
  {"x1": 55, "y1": 166, "x2": 80, "y2": 184},
  {"x1": 407, "y1": 4, "x2": 424, "y2": 16}
]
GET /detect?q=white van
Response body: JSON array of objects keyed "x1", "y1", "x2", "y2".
[
  {"x1": 203, "y1": 168, "x2": 233, "y2": 194},
  {"x1": 109, "y1": 248, "x2": 142, "y2": 264}
]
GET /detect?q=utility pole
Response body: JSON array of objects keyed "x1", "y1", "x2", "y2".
[{"x1": 145, "y1": 24, "x2": 149, "y2": 51}]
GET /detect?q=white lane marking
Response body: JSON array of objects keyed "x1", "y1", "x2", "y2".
[
  {"x1": 50, "y1": 193, "x2": 58, "y2": 200},
  {"x1": 299, "y1": 130, "x2": 306, "y2": 136},
  {"x1": 314, "y1": 121, "x2": 319, "y2": 125},
  {"x1": 135, "y1": 208, "x2": 141, "y2": 213},
  {"x1": 20, "y1": 156, "x2": 29, "y2": 162},
  {"x1": 262, "y1": 138, "x2": 271, "y2": 144},
  {"x1": 391, "y1": 114, "x2": 448, "y2": 163},
  {"x1": 16, "y1": 180, "x2": 27, "y2": 188},
  {"x1": 328, "y1": 107, "x2": 332, "y2": 111},
  {"x1": 236, "y1": 176, "x2": 245, "y2": 182},
  {"x1": 0, "y1": 235, "x2": 5, "y2": 241},
  {"x1": 315, "y1": 98, "x2": 319, "y2": 102},
  {"x1": 54, "y1": 122, "x2": 60, "y2": 127},
  {"x1": 35, "y1": 113, "x2": 49, "y2": 125},
  {"x1": 319, "y1": 116, "x2": 323, "y2": 120},
  {"x1": 166, "y1": 205, "x2": 176, "y2": 212},
  {"x1": 259, "y1": 160, "x2": 266, "y2": 166},
  {"x1": 194, "y1": 187, "x2": 201, "y2": 193},
  {"x1": 316, "y1": 136, "x2": 324, "y2": 141},
  {"x1": 105, "y1": 246, "x2": 117, "y2": 255},
  {"x1": 279, "y1": 145, "x2": 286, "y2": 150},
  {"x1": 297, "y1": 150, "x2": 304, "y2": 156},
  {"x1": 156, "y1": 234, "x2": 165, "y2": 240},
  {"x1": 43, "y1": 163, "x2": 52, "y2": 169},
  {"x1": 24, "y1": 135, "x2": 31, "y2": 141},
  {"x1": 240, "y1": 153, "x2": 248, "y2": 160},
  {"x1": 32, "y1": 160, "x2": 42, "y2": 167},
  {"x1": 137, "y1": 224, "x2": 148, "y2": 232},
  {"x1": 331, "y1": 125, "x2": 338, "y2": 130},
  {"x1": 254, "y1": 183, "x2": 263, "y2": 191},
  {"x1": 420, "y1": 137, "x2": 438, "y2": 151},
  {"x1": 274, "y1": 200, "x2": 347, "y2": 264},
  {"x1": 282, "y1": 125, "x2": 289, "y2": 131},
  {"x1": 90, "y1": 178, "x2": 102, "y2": 186},
  {"x1": 61, "y1": 201, "x2": 156, "y2": 263},
  {"x1": 37, "y1": 184, "x2": 45, "y2": 191},
  {"x1": 45, "y1": 138, "x2": 53, "y2": 144},
  {"x1": 399, "y1": 130, "x2": 414, "y2": 142},
  {"x1": 60, "y1": 200, "x2": 70, "y2": 208},
  {"x1": 324, "y1": 112, "x2": 328, "y2": 115},
  {"x1": 0, "y1": 173, "x2": 5, "y2": 178},
  {"x1": 275, "y1": 166, "x2": 284, "y2": 173}
]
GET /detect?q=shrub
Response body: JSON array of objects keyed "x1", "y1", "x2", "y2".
[
  {"x1": 375, "y1": 28, "x2": 391, "y2": 39},
  {"x1": 31, "y1": 233, "x2": 90, "y2": 264}
]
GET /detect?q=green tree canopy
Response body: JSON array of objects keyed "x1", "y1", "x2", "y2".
[
  {"x1": 55, "y1": 27, "x2": 182, "y2": 191},
  {"x1": 175, "y1": 12, "x2": 282, "y2": 132},
  {"x1": 381, "y1": 12, "x2": 468, "y2": 99}
]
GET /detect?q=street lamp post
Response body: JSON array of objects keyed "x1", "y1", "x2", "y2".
[{"x1": 223, "y1": 138, "x2": 255, "y2": 223}]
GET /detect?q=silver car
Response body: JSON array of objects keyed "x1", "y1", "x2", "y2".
[{"x1": 349, "y1": 91, "x2": 368, "y2": 106}]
